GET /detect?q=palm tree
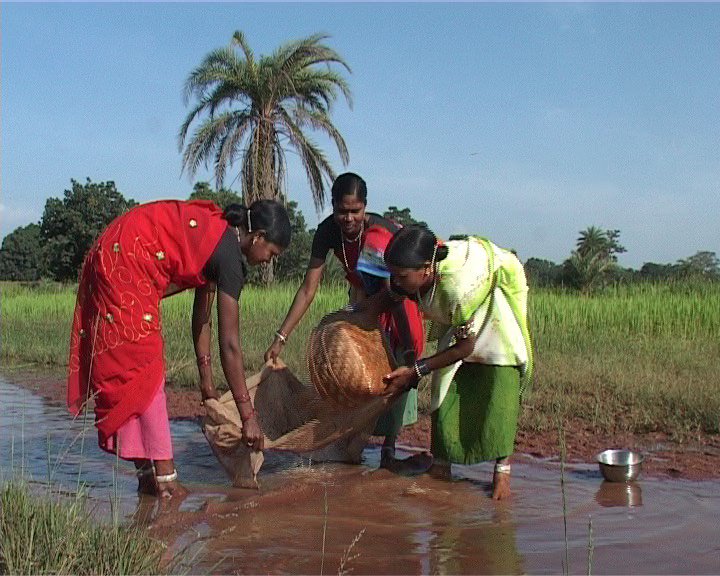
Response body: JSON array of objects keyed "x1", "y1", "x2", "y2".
[
  {"x1": 178, "y1": 31, "x2": 352, "y2": 214},
  {"x1": 576, "y1": 226, "x2": 606, "y2": 257}
]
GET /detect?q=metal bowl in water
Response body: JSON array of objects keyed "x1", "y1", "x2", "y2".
[{"x1": 597, "y1": 449, "x2": 644, "y2": 482}]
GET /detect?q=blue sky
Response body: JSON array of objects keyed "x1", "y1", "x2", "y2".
[{"x1": 3, "y1": 2, "x2": 718, "y2": 268}]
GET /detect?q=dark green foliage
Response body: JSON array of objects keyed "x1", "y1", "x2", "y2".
[
  {"x1": 562, "y1": 226, "x2": 627, "y2": 293},
  {"x1": 188, "y1": 181, "x2": 244, "y2": 208},
  {"x1": 524, "y1": 257, "x2": 564, "y2": 288},
  {"x1": 274, "y1": 201, "x2": 313, "y2": 281},
  {"x1": 675, "y1": 251, "x2": 720, "y2": 280},
  {"x1": 40, "y1": 179, "x2": 136, "y2": 282},
  {"x1": 382, "y1": 206, "x2": 427, "y2": 228},
  {"x1": 0, "y1": 224, "x2": 47, "y2": 281}
]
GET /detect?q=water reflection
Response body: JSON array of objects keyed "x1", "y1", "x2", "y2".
[
  {"x1": 595, "y1": 481, "x2": 643, "y2": 508},
  {"x1": 3, "y1": 375, "x2": 720, "y2": 575},
  {"x1": 429, "y1": 510, "x2": 524, "y2": 575}
]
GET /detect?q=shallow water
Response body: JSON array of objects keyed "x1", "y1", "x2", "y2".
[{"x1": 1, "y1": 377, "x2": 719, "y2": 574}]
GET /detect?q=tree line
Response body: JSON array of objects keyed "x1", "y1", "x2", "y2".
[
  {"x1": 1, "y1": 177, "x2": 717, "y2": 292},
  {"x1": 0, "y1": 178, "x2": 420, "y2": 285}
]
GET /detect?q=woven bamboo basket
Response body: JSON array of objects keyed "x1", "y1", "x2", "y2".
[{"x1": 307, "y1": 309, "x2": 394, "y2": 408}]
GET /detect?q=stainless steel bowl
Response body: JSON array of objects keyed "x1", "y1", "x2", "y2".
[{"x1": 597, "y1": 449, "x2": 644, "y2": 482}]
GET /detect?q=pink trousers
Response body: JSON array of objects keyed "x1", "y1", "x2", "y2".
[{"x1": 100, "y1": 381, "x2": 174, "y2": 461}]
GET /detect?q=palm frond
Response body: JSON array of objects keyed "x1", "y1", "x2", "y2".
[
  {"x1": 279, "y1": 110, "x2": 335, "y2": 211},
  {"x1": 213, "y1": 112, "x2": 256, "y2": 188},
  {"x1": 181, "y1": 111, "x2": 243, "y2": 178},
  {"x1": 182, "y1": 46, "x2": 239, "y2": 104},
  {"x1": 180, "y1": 30, "x2": 351, "y2": 211},
  {"x1": 231, "y1": 30, "x2": 255, "y2": 65},
  {"x1": 291, "y1": 106, "x2": 349, "y2": 165}
]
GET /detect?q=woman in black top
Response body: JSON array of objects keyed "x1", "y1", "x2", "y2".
[{"x1": 264, "y1": 173, "x2": 423, "y2": 469}]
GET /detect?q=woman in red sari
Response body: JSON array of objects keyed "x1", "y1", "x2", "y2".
[{"x1": 67, "y1": 199, "x2": 290, "y2": 498}]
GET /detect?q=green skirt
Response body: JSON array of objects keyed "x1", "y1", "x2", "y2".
[
  {"x1": 373, "y1": 388, "x2": 418, "y2": 438},
  {"x1": 431, "y1": 363, "x2": 520, "y2": 464}
]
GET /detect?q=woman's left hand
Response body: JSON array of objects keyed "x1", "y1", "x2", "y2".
[{"x1": 383, "y1": 366, "x2": 417, "y2": 396}]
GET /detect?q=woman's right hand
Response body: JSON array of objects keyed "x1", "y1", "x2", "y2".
[
  {"x1": 241, "y1": 413, "x2": 264, "y2": 451},
  {"x1": 264, "y1": 339, "x2": 285, "y2": 364}
]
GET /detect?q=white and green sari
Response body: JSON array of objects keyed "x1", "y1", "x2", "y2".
[{"x1": 419, "y1": 237, "x2": 533, "y2": 464}]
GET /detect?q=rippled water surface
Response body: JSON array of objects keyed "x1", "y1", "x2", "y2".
[{"x1": 1, "y1": 377, "x2": 718, "y2": 574}]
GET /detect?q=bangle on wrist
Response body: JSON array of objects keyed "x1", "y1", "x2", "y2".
[
  {"x1": 197, "y1": 354, "x2": 211, "y2": 367},
  {"x1": 274, "y1": 330, "x2": 288, "y2": 344},
  {"x1": 413, "y1": 359, "x2": 431, "y2": 379}
]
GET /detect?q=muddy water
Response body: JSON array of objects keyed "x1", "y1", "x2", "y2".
[{"x1": 2, "y1": 378, "x2": 719, "y2": 575}]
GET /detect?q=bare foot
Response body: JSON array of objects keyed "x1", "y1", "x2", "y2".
[
  {"x1": 157, "y1": 480, "x2": 188, "y2": 499},
  {"x1": 492, "y1": 470, "x2": 511, "y2": 500}
]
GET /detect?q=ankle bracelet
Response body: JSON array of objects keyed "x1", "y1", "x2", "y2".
[
  {"x1": 155, "y1": 469, "x2": 178, "y2": 483},
  {"x1": 494, "y1": 462, "x2": 511, "y2": 474}
]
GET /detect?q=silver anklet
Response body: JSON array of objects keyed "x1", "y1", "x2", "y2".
[
  {"x1": 155, "y1": 469, "x2": 178, "y2": 483},
  {"x1": 494, "y1": 463, "x2": 511, "y2": 474}
]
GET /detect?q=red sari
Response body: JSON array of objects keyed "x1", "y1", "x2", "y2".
[{"x1": 67, "y1": 200, "x2": 228, "y2": 445}]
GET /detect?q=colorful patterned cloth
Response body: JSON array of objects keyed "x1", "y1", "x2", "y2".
[{"x1": 357, "y1": 224, "x2": 425, "y2": 432}]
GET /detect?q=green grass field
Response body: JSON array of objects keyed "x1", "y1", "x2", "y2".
[{"x1": 2, "y1": 280, "x2": 719, "y2": 439}]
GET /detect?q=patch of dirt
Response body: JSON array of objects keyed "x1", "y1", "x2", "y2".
[{"x1": 5, "y1": 367, "x2": 718, "y2": 481}]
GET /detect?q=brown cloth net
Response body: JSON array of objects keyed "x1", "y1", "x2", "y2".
[{"x1": 202, "y1": 309, "x2": 398, "y2": 488}]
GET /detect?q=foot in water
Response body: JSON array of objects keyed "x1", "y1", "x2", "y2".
[
  {"x1": 380, "y1": 447, "x2": 434, "y2": 476},
  {"x1": 492, "y1": 468, "x2": 512, "y2": 500}
]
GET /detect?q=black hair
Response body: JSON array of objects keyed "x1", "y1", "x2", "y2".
[
  {"x1": 223, "y1": 199, "x2": 291, "y2": 248},
  {"x1": 331, "y1": 172, "x2": 367, "y2": 206},
  {"x1": 385, "y1": 225, "x2": 449, "y2": 269}
]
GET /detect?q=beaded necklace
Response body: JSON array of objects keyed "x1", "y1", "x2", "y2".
[{"x1": 340, "y1": 220, "x2": 365, "y2": 272}]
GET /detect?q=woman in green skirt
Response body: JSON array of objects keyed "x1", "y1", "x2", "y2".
[{"x1": 372, "y1": 225, "x2": 533, "y2": 499}]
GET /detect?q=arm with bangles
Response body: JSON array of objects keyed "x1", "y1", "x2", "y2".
[
  {"x1": 264, "y1": 258, "x2": 325, "y2": 363},
  {"x1": 215, "y1": 290, "x2": 264, "y2": 450},
  {"x1": 358, "y1": 287, "x2": 478, "y2": 395},
  {"x1": 382, "y1": 334, "x2": 477, "y2": 396}
]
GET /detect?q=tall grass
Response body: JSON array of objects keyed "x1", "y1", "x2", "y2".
[
  {"x1": 0, "y1": 481, "x2": 164, "y2": 575},
  {"x1": 2, "y1": 280, "x2": 719, "y2": 438},
  {"x1": 527, "y1": 282, "x2": 720, "y2": 438}
]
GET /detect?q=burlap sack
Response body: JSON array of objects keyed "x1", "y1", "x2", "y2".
[
  {"x1": 203, "y1": 310, "x2": 399, "y2": 488},
  {"x1": 203, "y1": 361, "x2": 388, "y2": 488}
]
